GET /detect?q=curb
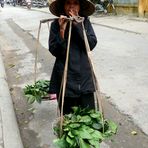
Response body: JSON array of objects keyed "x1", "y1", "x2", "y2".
[
  {"x1": 30, "y1": 7, "x2": 146, "y2": 35},
  {"x1": 0, "y1": 51, "x2": 24, "y2": 148},
  {"x1": 91, "y1": 21, "x2": 141, "y2": 35}
]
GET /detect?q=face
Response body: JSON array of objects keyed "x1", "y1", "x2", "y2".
[{"x1": 64, "y1": 0, "x2": 80, "y2": 16}]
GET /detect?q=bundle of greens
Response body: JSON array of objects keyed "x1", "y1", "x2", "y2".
[
  {"x1": 53, "y1": 107, "x2": 117, "y2": 148},
  {"x1": 23, "y1": 80, "x2": 50, "y2": 104}
]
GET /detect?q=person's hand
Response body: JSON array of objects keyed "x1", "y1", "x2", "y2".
[
  {"x1": 58, "y1": 15, "x2": 68, "y2": 39},
  {"x1": 49, "y1": 94, "x2": 57, "y2": 100},
  {"x1": 69, "y1": 9, "x2": 79, "y2": 17},
  {"x1": 69, "y1": 9, "x2": 82, "y2": 24}
]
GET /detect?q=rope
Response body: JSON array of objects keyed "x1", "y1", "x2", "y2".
[
  {"x1": 82, "y1": 22, "x2": 104, "y2": 133},
  {"x1": 34, "y1": 22, "x2": 42, "y2": 83},
  {"x1": 82, "y1": 22, "x2": 104, "y2": 115},
  {"x1": 34, "y1": 20, "x2": 54, "y2": 83},
  {"x1": 59, "y1": 20, "x2": 73, "y2": 137}
]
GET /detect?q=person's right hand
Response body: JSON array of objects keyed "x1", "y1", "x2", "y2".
[{"x1": 69, "y1": 9, "x2": 79, "y2": 17}]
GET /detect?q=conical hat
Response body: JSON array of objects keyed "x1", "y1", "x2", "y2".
[{"x1": 49, "y1": 0, "x2": 95, "y2": 17}]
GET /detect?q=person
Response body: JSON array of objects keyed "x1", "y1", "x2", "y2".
[
  {"x1": 95, "y1": 0, "x2": 107, "y2": 13},
  {"x1": 26, "y1": 0, "x2": 31, "y2": 9},
  {"x1": 48, "y1": 0, "x2": 97, "y2": 114},
  {"x1": 106, "y1": 0, "x2": 116, "y2": 14},
  {"x1": 0, "y1": 0, "x2": 4, "y2": 8}
]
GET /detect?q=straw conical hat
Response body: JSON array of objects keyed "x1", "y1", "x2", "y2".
[{"x1": 49, "y1": 0, "x2": 95, "y2": 17}]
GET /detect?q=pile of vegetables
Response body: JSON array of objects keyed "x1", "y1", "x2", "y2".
[
  {"x1": 53, "y1": 107, "x2": 117, "y2": 148},
  {"x1": 23, "y1": 80, "x2": 50, "y2": 104}
]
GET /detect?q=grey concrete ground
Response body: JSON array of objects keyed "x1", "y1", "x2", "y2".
[
  {"x1": 0, "y1": 49, "x2": 23, "y2": 148},
  {"x1": 91, "y1": 16, "x2": 148, "y2": 136},
  {"x1": 0, "y1": 5, "x2": 148, "y2": 148},
  {"x1": 33, "y1": 7, "x2": 148, "y2": 135}
]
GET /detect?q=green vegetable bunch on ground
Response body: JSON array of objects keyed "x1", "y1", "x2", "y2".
[
  {"x1": 23, "y1": 80, "x2": 50, "y2": 104},
  {"x1": 53, "y1": 107, "x2": 118, "y2": 148}
]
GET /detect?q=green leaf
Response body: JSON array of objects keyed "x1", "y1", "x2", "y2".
[
  {"x1": 79, "y1": 138, "x2": 90, "y2": 148},
  {"x1": 68, "y1": 131, "x2": 75, "y2": 138},
  {"x1": 103, "y1": 130, "x2": 113, "y2": 138},
  {"x1": 131, "y1": 131, "x2": 137, "y2": 135},
  {"x1": 90, "y1": 112, "x2": 101, "y2": 119},
  {"x1": 91, "y1": 130, "x2": 104, "y2": 141},
  {"x1": 76, "y1": 115, "x2": 82, "y2": 120},
  {"x1": 53, "y1": 138, "x2": 68, "y2": 148},
  {"x1": 26, "y1": 95, "x2": 36, "y2": 104},
  {"x1": 107, "y1": 120, "x2": 118, "y2": 134},
  {"x1": 69, "y1": 123, "x2": 81, "y2": 128},
  {"x1": 35, "y1": 96, "x2": 42, "y2": 104},
  {"x1": 92, "y1": 123, "x2": 102, "y2": 130},
  {"x1": 8, "y1": 64, "x2": 15, "y2": 68},
  {"x1": 77, "y1": 129, "x2": 92, "y2": 139},
  {"x1": 79, "y1": 115, "x2": 91, "y2": 123},
  {"x1": 72, "y1": 106, "x2": 79, "y2": 113},
  {"x1": 88, "y1": 139, "x2": 100, "y2": 148},
  {"x1": 81, "y1": 125, "x2": 94, "y2": 134},
  {"x1": 66, "y1": 136, "x2": 74, "y2": 146},
  {"x1": 63, "y1": 127, "x2": 70, "y2": 132}
]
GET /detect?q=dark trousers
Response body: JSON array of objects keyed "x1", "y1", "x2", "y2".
[{"x1": 58, "y1": 93, "x2": 95, "y2": 114}]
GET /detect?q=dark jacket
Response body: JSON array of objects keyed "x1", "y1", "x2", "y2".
[{"x1": 49, "y1": 17, "x2": 97, "y2": 97}]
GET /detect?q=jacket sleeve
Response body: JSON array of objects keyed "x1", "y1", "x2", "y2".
[
  {"x1": 72, "y1": 17, "x2": 97, "y2": 50},
  {"x1": 48, "y1": 21, "x2": 67, "y2": 58}
]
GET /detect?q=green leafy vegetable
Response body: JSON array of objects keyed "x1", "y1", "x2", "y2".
[
  {"x1": 23, "y1": 80, "x2": 50, "y2": 104},
  {"x1": 53, "y1": 107, "x2": 118, "y2": 148}
]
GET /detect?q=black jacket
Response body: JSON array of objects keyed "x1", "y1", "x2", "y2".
[{"x1": 49, "y1": 17, "x2": 97, "y2": 97}]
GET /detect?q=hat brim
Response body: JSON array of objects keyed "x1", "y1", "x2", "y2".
[{"x1": 49, "y1": 0, "x2": 95, "y2": 17}]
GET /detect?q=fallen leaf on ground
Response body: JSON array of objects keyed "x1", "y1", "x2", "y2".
[
  {"x1": 8, "y1": 64, "x2": 15, "y2": 68},
  {"x1": 131, "y1": 131, "x2": 137, "y2": 135}
]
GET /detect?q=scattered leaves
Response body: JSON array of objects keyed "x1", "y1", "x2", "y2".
[
  {"x1": 131, "y1": 131, "x2": 137, "y2": 135},
  {"x1": 8, "y1": 64, "x2": 15, "y2": 68},
  {"x1": 16, "y1": 75, "x2": 21, "y2": 79},
  {"x1": 24, "y1": 120, "x2": 28, "y2": 124}
]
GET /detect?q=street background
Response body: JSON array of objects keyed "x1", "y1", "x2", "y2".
[{"x1": 0, "y1": 5, "x2": 148, "y2": 148}]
